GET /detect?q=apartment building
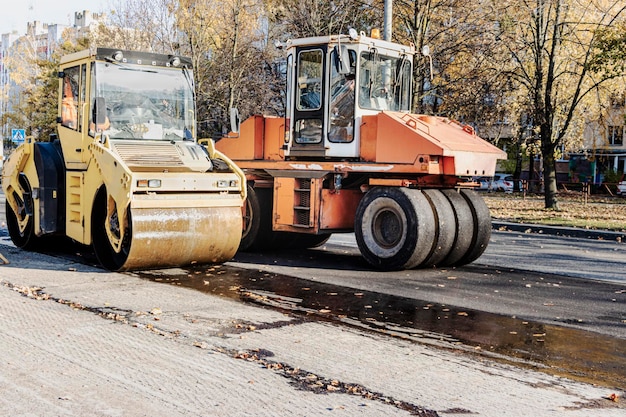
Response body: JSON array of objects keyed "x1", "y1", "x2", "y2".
[{"x1": 577, "y1": 94, "x2": 626, "y2": 183}]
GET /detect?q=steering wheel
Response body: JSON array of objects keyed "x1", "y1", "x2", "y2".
[{"x1": 373, "y1": 87, "x2": 388, "y2": 98}]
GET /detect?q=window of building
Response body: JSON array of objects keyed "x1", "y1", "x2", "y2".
[{"x1": 608, "y1": 126, "x2": 624, "y2": 146}]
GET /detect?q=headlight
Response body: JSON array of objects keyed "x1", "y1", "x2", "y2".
[{"x1": 137, "y1": 179, "x2": 161, "y2": 188}]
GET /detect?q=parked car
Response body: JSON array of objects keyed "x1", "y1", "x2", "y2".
[
  {"x1": 492, "y1": 173, "x2": 515, "y2": 193},
  {"x1": 617, "y1": 180, "x2": 626, "y2": 196},
  {"x1": 475, "y1": 176, "x2": 493, "y2": 191},
  {"x1": 474, "y1": 174, "x2": 521, "y2": 192}
]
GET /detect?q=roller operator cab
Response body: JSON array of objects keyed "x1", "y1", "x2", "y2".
[
  {"x1": 2, "y1": 48, "x2": 246, "y2": 271},
  {"x1": 286, "y1": 32, "x2": 413, "y2": 159},
  {"x1": 217, "y1": 32, "x2": 507, "y2": 271}
]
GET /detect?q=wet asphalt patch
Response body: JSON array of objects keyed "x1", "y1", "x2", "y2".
[{"x1": 136, "y1": 264, "x2": 626, "y2": 390}]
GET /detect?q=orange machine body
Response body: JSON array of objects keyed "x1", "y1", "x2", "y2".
[
  {"x1": 216, "y1": 33, "x2": 505, "y2": 270},
  {"x1": 217, "y1": 111, "x2": 505, "y2": 234}
]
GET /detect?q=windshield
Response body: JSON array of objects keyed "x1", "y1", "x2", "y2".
[
  {"x1": 90, "y1": 61, "x2": 195, "y2": 141},
  {"x1": 358, "y1": 51, "x2": 411, "y2": 112}
]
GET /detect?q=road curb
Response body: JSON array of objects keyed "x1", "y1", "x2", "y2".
[{"x1": 492, "y1": 220, "x2": 625, "y2": 241}]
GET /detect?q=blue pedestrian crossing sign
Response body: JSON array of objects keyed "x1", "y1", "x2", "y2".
[{"x1": 11, "y1": 129, "x2": 26, "y2": 144}]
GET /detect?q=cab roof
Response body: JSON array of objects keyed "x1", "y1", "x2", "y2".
[{"x1": 60, "y1": 48, "x2": 192, "y2": 69}]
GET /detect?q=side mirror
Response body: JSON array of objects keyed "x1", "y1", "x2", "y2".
[
  {"x1": 93, "y1": 97, "x2": 107, "y2": 125},
  {"x1": 230, "y1": 107, "x2": 240, "y2": 134},
  {"x1": 334, "y1": 45, "x2": 353, "y2": 75}
]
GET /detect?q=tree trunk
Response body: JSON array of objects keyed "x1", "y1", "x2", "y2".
[
  {"x1": 541, "y1": 138, "x2": 559, "y2": 209},
  {"x1": 528, "y1": 146, "x2": 536, "y2": 192},
  {"x1": 513, "y1": 122, "x2": 527, "y2": 192}
]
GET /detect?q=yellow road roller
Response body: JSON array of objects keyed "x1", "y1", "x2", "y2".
[{"x1": 2, "y1": 48, "x2": 245, "y2": 271}]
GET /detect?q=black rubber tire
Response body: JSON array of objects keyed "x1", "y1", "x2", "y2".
[
  {"x1": 279, "y1": 232, "x2": 332, "y2": 249},
  {"x1": 439, "y1": 189, "x2": 474, "y2": 266},
  {"x1": 238, "y1": 184, "x2": 262, "y2": 251},
  {"x1": 455, "y1": 189, "x2": 492, "y2": 265},
  {"x1": 355, "y1": 187, "x2": 435, "y2": 270},
  {"x1": 5, "y1": 175, "x2": 40, "y2": 250},
  {"x1": 6, "y1": 198, "x2": 37, "y2": 249},
  {"x1": 421, "y1": 189, "x2": 456, "y2": 268},
  {"x1": 239, "y1": 186, "x2": 282, "y2": 251},
  {"x1": 91, "y1": 189, "x2": 131, "y2": 271}
]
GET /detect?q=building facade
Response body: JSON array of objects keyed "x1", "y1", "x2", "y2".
[{"x1": 579, "y1": 95, "x2": 626, "y2": 183}]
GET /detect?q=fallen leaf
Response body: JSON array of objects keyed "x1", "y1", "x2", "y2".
[{"x1": 606, "y1": 393, "x2": 619, "y2": 402}]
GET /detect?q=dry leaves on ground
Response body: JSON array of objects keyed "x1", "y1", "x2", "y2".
[{"x1": 483, "y1": 194, "x2": 626, "y2": 232}]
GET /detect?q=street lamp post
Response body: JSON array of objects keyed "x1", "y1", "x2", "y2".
[{"x1": 383, "y1": 0, "x2": 392, "y2": 41}]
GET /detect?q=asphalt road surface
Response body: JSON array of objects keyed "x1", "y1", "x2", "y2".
[{"x1": 0, "y1": 194, "x2": 624, "y2": 416}]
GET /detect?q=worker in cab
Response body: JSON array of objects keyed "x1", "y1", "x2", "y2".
[{"x1": 61, "y1": 75, "x2": 78, "y2": 129}]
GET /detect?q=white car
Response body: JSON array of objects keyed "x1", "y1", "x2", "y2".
[
  {"x1": 474, "y1": 174, "x2": 516, "y2": 192},
  {"x1": 492, "y1": 174, "x2": 514, "y2": 192},
  {"x1": 617, "y1": 180, "x2": 626, "y2": 196}
]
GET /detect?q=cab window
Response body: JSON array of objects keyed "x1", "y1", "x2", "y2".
[
  {"x1": 294, "y1": 49, "x2": 324, "y2": 144},
  {"x1": 329, "y1": 48, "x2": 356, "y2": 143},
  {"x1": 61, "y1": 66, "x2": 80, "y2": 130}
]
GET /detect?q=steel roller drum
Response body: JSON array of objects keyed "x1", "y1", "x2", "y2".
[{"x1": 117, "y1": 205, "x2": 242, "y2": 271}]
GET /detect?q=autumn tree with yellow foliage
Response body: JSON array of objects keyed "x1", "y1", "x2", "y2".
[
  {"x1": 494, "y1": 0, "x2": 626, "y2": 209},
  {"x1": 2, "y1": 33, "x2": 88, "y2": 143},
  {"x1": 391, "y1": 1, "x2": 626, "y2": 207},
  {"x1": 7, "y1": 0, "x2": 626, "y2": 209}
]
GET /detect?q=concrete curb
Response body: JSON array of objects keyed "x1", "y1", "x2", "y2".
[{"x1": 492, "y1": 220, "x2": 625, "y2": 241}]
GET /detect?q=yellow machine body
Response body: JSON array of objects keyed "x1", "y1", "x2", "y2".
[{"x1": 3, "y1": 48, "x2": 245, "y2": 271}]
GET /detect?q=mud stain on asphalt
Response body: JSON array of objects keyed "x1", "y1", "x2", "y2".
[{"x1": 135, "y1": 264, "x2": 625, "y2": 390}]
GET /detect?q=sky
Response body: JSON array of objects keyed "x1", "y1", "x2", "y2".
[{"x1": 0, "y1": 0, "x2": 108, "y2": 35}]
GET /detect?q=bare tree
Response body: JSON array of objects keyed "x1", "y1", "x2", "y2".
[
  {"x1": 99, "y1": 0, "x2": 179, "y2": 52},
  {"x1": 392, "y1": 1, "x2": 514, "y2": 141},
  {"x1": 173, "y1": 0, "x2": 278, "y2": 136},
  {"x1": 267, "y1": 0, "x2": 371, "y2": 38}
]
